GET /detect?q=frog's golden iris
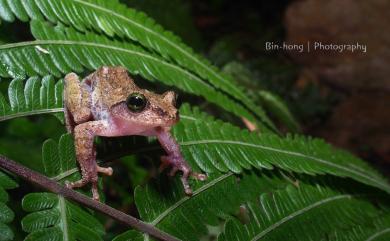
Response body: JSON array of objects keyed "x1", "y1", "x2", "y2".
[{"x1": 126, "y1": 92, "x2": 147, "y2": 112}]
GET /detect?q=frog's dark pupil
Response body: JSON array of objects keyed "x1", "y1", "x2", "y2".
[{"x1": 126, "y1": 93, "x2": 147, "y2": 112}]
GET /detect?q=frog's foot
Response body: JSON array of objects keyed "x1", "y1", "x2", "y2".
[
  {"x1": 65, "y1": 173, "x2": 100, "y2": 201},
  {"x1": 160, "y1": 155, "x2": 207, "y2": 195},
  {"x1": 97, "y1": 165, "x2": 113, "y2": 176}
]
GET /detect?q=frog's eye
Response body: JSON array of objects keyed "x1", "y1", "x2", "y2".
[{"x1": 126, "y1": 93, "x2": 147, "y2": 112}]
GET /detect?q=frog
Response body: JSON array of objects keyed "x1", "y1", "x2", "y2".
[{"x1": 63, "y1": 66, "x2": 206, "y2": 201}]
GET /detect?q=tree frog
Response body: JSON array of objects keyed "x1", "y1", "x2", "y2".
[{"x1": 64, "y1": 66, "x2": 206, "y2": 201}]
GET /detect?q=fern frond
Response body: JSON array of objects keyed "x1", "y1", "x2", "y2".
[
  {"x1": 0, "y1": 20, "x2": 268, "y2": 129},
  {"x1": 258, "y1": 90, "x2": 301, "y2": 132},
  {"x1": 173, "y1": 107, "x2": 390, "y2": 193},
  {"x1": 114, "y1": 171, "x2": 289, "y2": 241},
  {"x1": 0, "y1": 76, "x2": 63, "y2": 122},
  {"x1": 0, "y1": 171, "x2": 18, "y2": 241},
  {"x1": 217, "y1": 183, "x2": 381, "y2": 241},
  {"x1": 0, "y1": 0, "x2": 269, "y2": 126},
  {"x1": 329, "y1": 214, "x2": 390, "y2": 241},
  {"x1": 20, "y1": 134, "x2": 105, "y2": 240}
]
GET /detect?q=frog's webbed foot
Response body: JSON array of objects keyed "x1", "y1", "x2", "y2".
[
  {"x1": 160, "y1": 155, "x2": 207, "y2": 195},
  {"x1": 65, "y1": 165, "x2": 113, "y2": 201}
]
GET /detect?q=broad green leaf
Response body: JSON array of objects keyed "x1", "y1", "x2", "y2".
[
  {"x1": 176, "y1": 106, "x2": 390, "y2": 193},
  {"x1": 0, "y1": 76, "x2": 64, "y2": 122},
  {"x1": 0, "y1": 20, "x2": 270, "y2": 131},
  {"x1": 0, "y1": 0, "x2": 271, "y2": 128},
  {"x1": 218, "y1": 183, "x2": 381, "y2": 241},
  {"x1": 0, "y1": 171, "x2": 18, "y2": 241},
  {"x1": 21, "y1": 134, "x2": 105, "y2": 240}
]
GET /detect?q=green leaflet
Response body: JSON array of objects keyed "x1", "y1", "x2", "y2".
[
  {"x1": 0, "y1": 20, "x2": 269, "y2": 130},
  {"x1": 258, "y1": 90, "x2": 301, "y2": 132},
  {"x1": 329, "y1": 214, "x2": 390, "y2": 241},
  {"x1": 179, "y1": 103, "x2": 216, "y2": 123},
  {"x1": 217, "y1": 184, "x2": 381, "y2": 241},
  {"x1": 0, "y1": 76, "x2": 64, "y2": 122},
  {"x1": 22, "y1": 193, "x2": 104, "y2": 241},
  {"x1": 175, "y1": 107, "x2": 390, "y2": 193},
  {"x1": 21, "y1": 134, "x2": 105, "y2": 240},
  {"x1": 0, "y1": 0, "x2": 271, "y2": 128},
  {"x1": 0, "y1": 171, "x2": 18, "y2": 241},
  {"x1": 113, "y1": 171, "x2": 289, "y2": 241}
]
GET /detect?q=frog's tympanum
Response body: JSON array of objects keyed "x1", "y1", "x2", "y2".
[{"x1": 64, "y1": 66, "x2": 206, "y2": 200}]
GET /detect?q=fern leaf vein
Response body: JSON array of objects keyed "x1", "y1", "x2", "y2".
[
  {"x1": 366, "y1": 228, "x2": 390, "y2": 241},
  {"x1": 151, "y1": 172, "x2": 233, "y2": 226},
  {"x1": 251, "y1": 194, "x2": 351, "y2": 241}
]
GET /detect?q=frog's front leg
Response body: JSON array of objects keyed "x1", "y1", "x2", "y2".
[
  {"x1": 155, "y1": 127, "x2": 206, "y2": 195},
  {"x1": 66, "y1": 120, "x2": 113, "y2": 201}
]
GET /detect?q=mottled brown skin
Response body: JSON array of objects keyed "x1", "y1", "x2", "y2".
[{"x1": 64, "y1": 66, "x2": 206, "y2": 201}]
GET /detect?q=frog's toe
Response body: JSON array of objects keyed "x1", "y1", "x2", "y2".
[
  {"x1": 97, "y1": 165, "x2": 113, "y2": 176},
  {"x1": 65, "y1": 180, "x2": 73, "y2": 189},
  {"x1": 65, "y1": 178, "x2": 89, "y2": 189},
  {"x1": 91, "y1": 182, "x2": 100, "y2": 201},
  {"x1": 181, "y1": 177, "x2": 193, "y2": 196},
  {"x1": 192, "y1": 173, "x2": 207, "y2": 181},
  {"x1": 160, "y1": 154, "x2": 206, "y2": 195}
]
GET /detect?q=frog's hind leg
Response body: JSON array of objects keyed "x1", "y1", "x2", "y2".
[{"x1": 66, "y1": 120, "x2": 111, "y2": 201}]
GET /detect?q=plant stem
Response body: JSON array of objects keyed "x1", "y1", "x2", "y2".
[{"x1": 0, "y1": 155, "x2": 180, "y2": 241}]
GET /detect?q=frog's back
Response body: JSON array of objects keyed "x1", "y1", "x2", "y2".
[{"x1": 89, "y1": 66, "x2": 138, "y2": 120}]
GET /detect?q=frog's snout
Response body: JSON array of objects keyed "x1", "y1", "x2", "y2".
[{"x1": 168, "y1": 110, "x2": 179, "y2": 125}]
